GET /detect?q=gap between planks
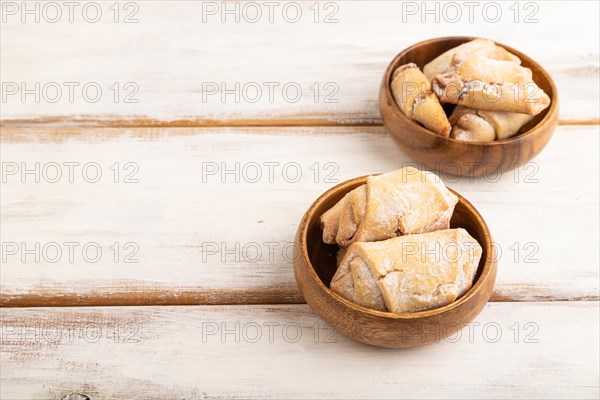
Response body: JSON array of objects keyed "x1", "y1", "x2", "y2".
[
  {"x1": 1, "y1": 287, "x2": 598, "y2": 308},
  {"x1": 0, "y1": 116, "x2": 599, "y2": 130}
]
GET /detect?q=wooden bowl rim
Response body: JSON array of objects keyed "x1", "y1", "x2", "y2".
[
  {"x1": 382, "y1": 36, "x2": 559, "y2": 146},
  {"x1": 298, "y1": 174, "x2": 495, "y2": 320}
]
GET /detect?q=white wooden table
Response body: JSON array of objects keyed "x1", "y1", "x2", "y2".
[{"x1": 1, "y1": 1, "x2": 599, "y2": 399}]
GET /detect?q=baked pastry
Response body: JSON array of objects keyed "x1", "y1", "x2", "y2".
[
  {"x1": 390, "y1": 63, "x2": 451, "y2": 136},
  {"x1": 431, "y1": 53, "x2": 551, "y2": 115},
  {"x1": 449, "y1": 106, "x2": 534, "y2": 141},
  {"x1": 320, "y1": 167, "x2": 458, "y2": 247},
  {"x1": 423, "y1": 38, "x2": 521, "y2": 80},
  {"x1": 330, "y1": 229, "x2": 482, "y2": 313},
  {"x1": 388, "y1": 39, "x2": 550, "y2": 142}
]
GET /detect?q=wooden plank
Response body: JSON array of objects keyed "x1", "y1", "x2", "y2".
[
  {"x1": 1, "y1": 1, "x2": 598, "y2": 126},
  {"x1": 1, "y1": 302, "x2": 598, "y2": 399},
  {"x1": 1, "y1": 125, "x2": 598, "y2": 306}
]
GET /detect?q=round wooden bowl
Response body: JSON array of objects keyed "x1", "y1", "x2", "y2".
[
  {"x1": 379, "y1": 36, "x2": 559, "y2": 177},
  {"x1": 293, "y1": 176, "x2": 497, "y2": 348}
]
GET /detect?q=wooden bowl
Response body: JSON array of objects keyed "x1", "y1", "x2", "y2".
[
  {"x1": 293, "y1": 176, "x2": 497, "y2": 348},
  {"x1": 379, "y1": 36, "x2": 559, "y2": 177}
]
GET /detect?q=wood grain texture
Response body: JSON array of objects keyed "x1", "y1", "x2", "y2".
[
  {"x1": 1, "y1": 302, "x2": 598, "y2": 399},
  {"x1": 1, "y1": 125, "x2": 598, "y2": 306},
  {"x1": 294, "y1": 178, "x2": 497, "y2": 347},
  {"x1": 0, "y1": 1, "x2": 598, "y2": 125}
]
